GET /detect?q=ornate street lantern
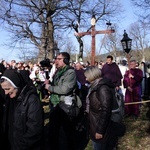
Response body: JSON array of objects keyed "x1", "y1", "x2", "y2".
[{"x1": 121, "y1": 30, "x2": 132, "y2": 53}]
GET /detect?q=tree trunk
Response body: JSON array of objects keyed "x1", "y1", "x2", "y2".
[
  {"x1": 46, "y1": 15, "x2": 55, "y2": 60},
  {"x1": 38, "y1": 14, "x2": 55, "y2": 61}
]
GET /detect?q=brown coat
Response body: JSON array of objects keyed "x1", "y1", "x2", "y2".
[{"x1": 87, "y1": 78, "x2": 114, "y2": 143}]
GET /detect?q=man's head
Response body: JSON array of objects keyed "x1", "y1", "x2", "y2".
[
  {"x1": 55, "y1": 52, "x2": 70, "y2": 68},
  {"x1": 75, "y1": 62, "x2": 83, "y2": 70},
  {"x1": 106, "y1": 55, "x2": 113, "y2": 64},
  {"x1": 0, "y1": 70, "x2": 25, "y2": 98},
  {"x1": 129, "y1": 60, "x2": 137, "y2": 69}
]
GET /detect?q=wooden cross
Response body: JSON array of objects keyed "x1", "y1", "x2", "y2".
[{"x1": 75, "y1": 25, "x2": 115, "y2": 65}]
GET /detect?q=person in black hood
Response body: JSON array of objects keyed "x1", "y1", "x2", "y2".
[
  {"x1": 84, "y1": 66, "x2": 116, "y2": 150},
  {"x1": 0, "y1": 84, "x2": 5, "y2": 143},
  {"x1": 0, "y1": 69, "x2": 44, "y2": 150},
  {"x1": 0, "y1": 62, "x2": 6, "y2": 77}
]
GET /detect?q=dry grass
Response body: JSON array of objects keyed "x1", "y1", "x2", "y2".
[
  {"x1": 42, "y1": 98, "x2": 150, "y2": 150},
  {"x1": 117, "y1": 104, "x2": 150, "y2": 150}
]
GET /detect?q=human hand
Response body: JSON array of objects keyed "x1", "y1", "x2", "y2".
[
  {"x1": 44, "y1": 79, "x2": 50, "y2": 84},
  {"x1": 129, "y1": 73, "x2": 134, "y2": 78},
  {"x1": 116, "y1": 86, "x2": 120, "y2": 91},
  {"x1": 95, "y1": 133, "x2": 103, "y2": 139},
  {"x1": 127, "y1": 86, "x2": 133, "y2": 92},
  {"x1": 45, "y1": 84, "x2": 50, "y2": 90}
]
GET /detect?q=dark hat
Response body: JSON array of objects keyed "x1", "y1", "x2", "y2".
[{"x1": 1, "y1": 69, "x2": 25, "y2": 88}]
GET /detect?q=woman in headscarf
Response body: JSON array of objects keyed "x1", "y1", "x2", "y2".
[{"x1": 0, "y1": 69, "x2": 43, "y2": 150}]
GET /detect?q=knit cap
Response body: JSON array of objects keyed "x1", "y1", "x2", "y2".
[{"x1": 1, "y1": 69, "x2": 25, "y2": 88}]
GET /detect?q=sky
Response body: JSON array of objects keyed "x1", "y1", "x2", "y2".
[
  {"x1": 119, "y1": 0, "x2": 137, "y2": 31},
  {"x1": 0, "y1": 0, "x2": 137, "y2": 63}
]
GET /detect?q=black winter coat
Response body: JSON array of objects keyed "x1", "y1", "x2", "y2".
[
  {"x1": 87, "y1": 78, "x2": 114, "y2": 143},
  {"x1": 2, "y1": 83, "x2": 44, "y2": 150},
  {"x1": 0, "y1": 85, "x2": 5, "y2": 142}
]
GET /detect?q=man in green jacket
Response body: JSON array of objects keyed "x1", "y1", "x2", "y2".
[{"x1": 45, "y1": 52, "x2": 77, "y2": 150}]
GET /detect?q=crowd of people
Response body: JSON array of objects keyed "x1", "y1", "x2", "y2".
[{"x1": 0, "y1": 53, "x2": 150, "y2": 150}]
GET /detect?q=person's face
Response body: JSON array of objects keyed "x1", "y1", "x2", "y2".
[
  {"x1": 1, "y1": 81, "x2": 19, "y2": 98},
  {"x1": 106, "y1": 58, "x2": 112, "y2": 64},
  {"x1": 35, "y1": 69, "x2": 39, "y2": 74},
  {"x1": 75, "y1": 63, "x2": 81, "y2": 70},
  {"x1": 130, "y1": 62, "x2": 136, "y2": 69},
  {"x1": 55, "y1": 54, "x2": 66, "y2": 68}
]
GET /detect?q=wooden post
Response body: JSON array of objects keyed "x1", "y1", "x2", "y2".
[
  {"x1": 75, "y1": 26, "x2": 115, "y2": 65},
  {"x1": 91, "y1": 25, "x2": 96, "y2": 65}
]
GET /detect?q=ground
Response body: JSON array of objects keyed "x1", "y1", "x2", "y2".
[
  {"x1": 85, "y1": 103, "x2": 150, "y2": 150},
  {"x1": 43, "y1": 99, "x2": 150, "y2": 150},
  {"x1": 117, "y1": 103, "x2": 150, "y2": 150}
]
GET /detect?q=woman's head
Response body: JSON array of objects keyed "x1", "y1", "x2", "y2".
[
  {"x1": 84, "y1": 66, "x2": 102, "y2": 83},
  {"x1": 0, "y1": 79, "x2": 19, "y2": 98},
  {"x1": 0, "y1": 70, "x2": 25, "y2": 98}
]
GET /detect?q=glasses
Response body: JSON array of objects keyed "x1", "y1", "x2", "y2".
[{"x1": 55, "y1": 58, "x2": 64, "y2": 60}]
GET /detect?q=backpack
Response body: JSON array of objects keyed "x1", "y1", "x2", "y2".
[
  {"x1": 96, "y1": 85, "x2": 125, "y2": 123},
  {"x1": 96, "y1": 86, "x2": 126, "y2": 137},
  {"x1": 111, "y1": 89, "x2": 125, "y2": 123},
  {"x1": 110, "y1": 89, "x2": 126, "y2": 137}
]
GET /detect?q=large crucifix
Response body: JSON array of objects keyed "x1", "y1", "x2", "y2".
[{"x1": 75, "y1": 15, "x2": 115, "y2": 65}]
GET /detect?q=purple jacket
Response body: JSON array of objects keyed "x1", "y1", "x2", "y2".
[{"x1": 101, "y1": 63, "x2": 123, "y2": 87}]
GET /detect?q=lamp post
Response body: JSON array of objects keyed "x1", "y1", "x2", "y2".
[
  {"x1": 121, "y1": 30, "x2": 132, "y2": 68},
  {"x1": 74, "y1": 15, "x2": 115, "y2": 65},
  {"x1": 121, "y1": 30, "x2": 133, "y2": 101}
]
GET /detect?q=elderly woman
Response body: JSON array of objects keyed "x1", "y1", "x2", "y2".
[
  {"x1": 0, "y1": 69, "x2": 43, "y2": 150},
  {"x1": 84, "y1": 66, "x2": 115, "y2": 150}
]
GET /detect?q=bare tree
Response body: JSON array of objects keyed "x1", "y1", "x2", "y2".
[
  {"x1": 0, "y1": 0, "x2": 122, "y2": 61},
  {"x1": 129, "y1": 21, "x2": 149, "y2": 62},
  {"x1": 131, "y1": 0, "x2": 150, "y2": 26},
  {"x1": 0, "y1": 0, "x2": 70, "y2": 60},
  {"x1": 17, "y1": 48, "x2": 38, "y2": 62},
  {"x1": 102, "y1": 25, "x2": 122, "y2": 61},
  {"x1": 68, "y1": 0, "x2": 122, "y2": 60},
  {"x1": 63, "y1": 39, "x2": 76, "y2": 54}
]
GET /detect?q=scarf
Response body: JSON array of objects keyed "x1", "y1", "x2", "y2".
[
  {"x1": 85, "y1": 78, "x2": 101, "y2": 113},
  {"x1": 50, "y1": 66, "x2": 69, "y2": 106}
]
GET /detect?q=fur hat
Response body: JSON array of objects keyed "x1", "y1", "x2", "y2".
[{"x1": 1, "y1": 69, "x2": 25, "y2": 88}]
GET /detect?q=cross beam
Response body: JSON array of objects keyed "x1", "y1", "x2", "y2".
[{"x1": 75, "y1": 25, "x2": 115, "y2": 65}]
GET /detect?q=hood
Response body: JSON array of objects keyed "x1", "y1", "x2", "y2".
[
  {"x1": 17, "y1": 82, "x2": 37, "y2": 105},
  {"x1": 90, "y1": 78, "x2": 115, "y2": 92},
  {"x1": 98, "y1": 78, "x2": 115, "y2": 88}
]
